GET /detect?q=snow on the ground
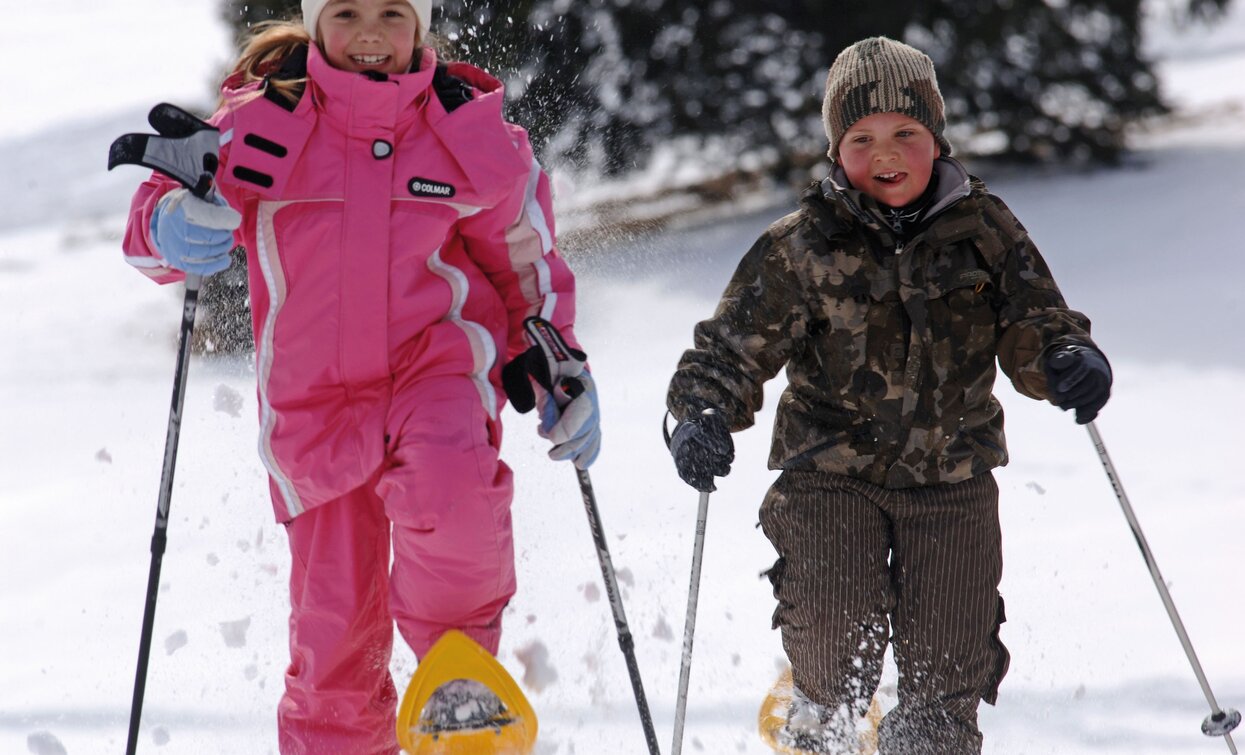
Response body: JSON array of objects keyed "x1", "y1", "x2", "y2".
[{"x1": 3, "y1": 2, "x2": 1244, "y2": 753}]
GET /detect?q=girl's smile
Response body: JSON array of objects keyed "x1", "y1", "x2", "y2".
[
  {"x1": 350, "y1": 53, "x2": 391, "y2": 66},
  {"x1": 317, "y1": 0, "x2": 420, "y2": 75}
]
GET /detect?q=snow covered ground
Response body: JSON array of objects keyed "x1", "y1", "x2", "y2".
[{"x1": 3, "y1": 3, "x2": 1243, "y2": 754}]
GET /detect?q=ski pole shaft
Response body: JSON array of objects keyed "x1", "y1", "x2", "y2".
[
  {"x1": 126, "y1": 273, "x2": 202, "y2": 755},
  {"x1": 672, "y1": 488, "x2": 710, "y2": 755},
  {"x1": 574, "y1": 468, "x2": 662, "y2": 755},
  {"x1": 1086, "y1": 422, "x2": 1238, "y2": 753}
]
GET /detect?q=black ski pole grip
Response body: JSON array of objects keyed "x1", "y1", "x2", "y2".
[{"x1": 562, "y1": 376, "x2": 584, "y2": 399}]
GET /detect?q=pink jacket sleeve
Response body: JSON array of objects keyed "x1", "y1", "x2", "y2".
[
  {"x1": 120, "y1": 107, "x2": 241, "y2": 285},
  {"x1": 458, "y1": 124, "x2": 580, "y2": 362}
]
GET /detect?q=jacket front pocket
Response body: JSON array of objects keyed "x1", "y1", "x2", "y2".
[{"x1": 923, "y1": 268, "x2": 1000, "y2": 374}]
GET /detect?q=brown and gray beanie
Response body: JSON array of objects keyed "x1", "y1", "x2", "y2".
[{"x1": 822, "y1": 36, "x2": 952, "y2": 160}]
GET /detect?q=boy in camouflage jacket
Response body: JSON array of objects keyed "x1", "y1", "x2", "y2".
[{"x1": 665, "y1": 37, "x2": 1112, "y2": 754}]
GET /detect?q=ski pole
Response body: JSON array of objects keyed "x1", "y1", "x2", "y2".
[
  {"x1": 498, "y1": 320, "x2": 660, "y2": 751},
  {"x1": 125, "y1": 272, "x2": 203, "y2": 755},
  {"x1": 109, "y1": 103, "x2": 226, "y2": 754},
  {"x1": 672, "y1": 486, "x2": 711, "y2": 755},
  {"x1": 573, "y1": 468, "x2": 662, "y2": 755},
  {"x1": 1083, "y1": 421, "x2": 1240, "y2": 753}
]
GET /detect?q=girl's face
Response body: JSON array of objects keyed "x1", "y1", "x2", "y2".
[
  {"x1": 317, "y1": 0, "x2": 420, "y2": 76},
  {"x1": 837, "y1": 112, "x2": 941, "y2": 208}
]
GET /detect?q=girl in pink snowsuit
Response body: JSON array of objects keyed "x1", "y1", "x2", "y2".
[{"x1": 122, "y1": 1, "x2": 600, "y2": 751}]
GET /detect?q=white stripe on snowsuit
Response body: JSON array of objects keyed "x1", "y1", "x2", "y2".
[
  {"x1": 254, "y1": 201, "x2": 303, "y2": 517},
  {"x1": 426, "y1": 246, "x2": 500, "y2": 420}
]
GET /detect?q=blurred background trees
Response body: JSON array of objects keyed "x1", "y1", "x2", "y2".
[
  {"x1": 204, "y1": 0, "x2": 1229, "y2": 353},
  {"x1": 222, "y1": 0, "x2": 1231, "y2": 170}
]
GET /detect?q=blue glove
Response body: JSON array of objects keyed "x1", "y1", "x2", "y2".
[
  {"x1": 1044, "y1": 343, "x2": 1112, "y2": 424},
  {"x1": 539, "y1": 370, "x2": 601, "y2": 469},
  {"x1": 149, "y1": 188, "x2": 241, "y2": 276}
]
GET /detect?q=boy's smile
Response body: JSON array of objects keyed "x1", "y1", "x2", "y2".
[{"x1": 837, "y1": 112, "x2": 941, "y2": 208}]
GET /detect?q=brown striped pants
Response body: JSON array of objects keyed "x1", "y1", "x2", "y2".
[{"x1": 759, "y1": 470, "x2": 1010, "y2": 755}]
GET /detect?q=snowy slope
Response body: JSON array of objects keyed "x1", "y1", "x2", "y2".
[{"x1": 3, "y1": 3, "x2": 1244, "y2": 754}]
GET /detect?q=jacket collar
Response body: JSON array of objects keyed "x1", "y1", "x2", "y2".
[
  {"x1": 306, "y1": 43, "x2": 438, "y2": 127},
  {"x1": 821, "y1": 156, "x2": 973, "y2": 234}
]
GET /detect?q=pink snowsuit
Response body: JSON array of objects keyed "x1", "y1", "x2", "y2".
[{"x1": 123, "y1": 45, "x2": 578, "y2": 753}]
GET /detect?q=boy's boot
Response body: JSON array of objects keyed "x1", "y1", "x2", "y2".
[
  {"x1": 877, "y1": 704, "x2": 983, "y2": 755},
  {"x1": 776, "y1": 684, "x2": 867, "y2": 754}
]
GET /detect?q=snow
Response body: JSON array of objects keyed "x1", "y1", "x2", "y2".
[{"x1": 2, "y1": 2, "x2": 1243, "y2": 753}]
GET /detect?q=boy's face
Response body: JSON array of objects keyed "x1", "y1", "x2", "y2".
[
  {"x1": 838, "y1": 112, "x2": 941, "y2": 208},
  {"x1": 318, "y1": 0, "x2": 420, "y2": 76}
]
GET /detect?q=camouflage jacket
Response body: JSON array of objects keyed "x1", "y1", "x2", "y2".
[{"x1": 666, "y1": 157, "x2": 1097, "y2": 488}]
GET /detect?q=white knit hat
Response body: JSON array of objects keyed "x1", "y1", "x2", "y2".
[{"x1": 302, "y1": 0, "x2": 432, "y2": 42}]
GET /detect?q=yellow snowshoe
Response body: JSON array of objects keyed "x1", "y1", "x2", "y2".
[
  {"x1": 758, "y1": 666, "x2": 882, "y2": 755},
  {"x1": 396, "y1": 630, "x2": 537, "y2": 754}
]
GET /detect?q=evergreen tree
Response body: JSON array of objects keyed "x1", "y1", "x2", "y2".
[
  {"x1": 916, "y1": 0, "x2": 1160, "y2": 162},
  {"x1": 220, "y1": 0, "x2": 301, "y2": 43},
  {"x1": 577, "y1": 0, "x2": 1232, "y2": 165}
]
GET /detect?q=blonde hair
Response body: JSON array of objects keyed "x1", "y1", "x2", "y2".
[
  {"x1": 224, "y1": 18, "x2": 447, "y2": 108},
  {"x1": 228, "y1": 21, "x2": 311, "y2": 107}
]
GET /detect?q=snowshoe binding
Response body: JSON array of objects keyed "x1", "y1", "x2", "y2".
[
  {"x1": 758, "y1": 666, "x2": 881, "y2": 755},
  {"x1": 397, "y1": 630, "x2": 537, "y2": 754}
]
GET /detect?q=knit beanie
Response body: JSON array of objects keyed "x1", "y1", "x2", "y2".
[
  {"x1": 822, "y1": 37, "x2": 952, "y2": 160},
  {"x1": 302, "y1": 0, "x2": 432, "y2": 42}
]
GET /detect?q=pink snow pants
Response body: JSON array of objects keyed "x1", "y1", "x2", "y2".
[{"x1": 276, "y1": 377, "x2": 516, "y2": 754}]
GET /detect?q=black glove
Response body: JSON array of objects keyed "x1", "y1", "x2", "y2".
[
  {"x1": 1044, "y1": 344, "x2": 1112, "y2": 424},
  {"x1": 666, "y1": 410, "x2": 734, "y2": 492}
]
